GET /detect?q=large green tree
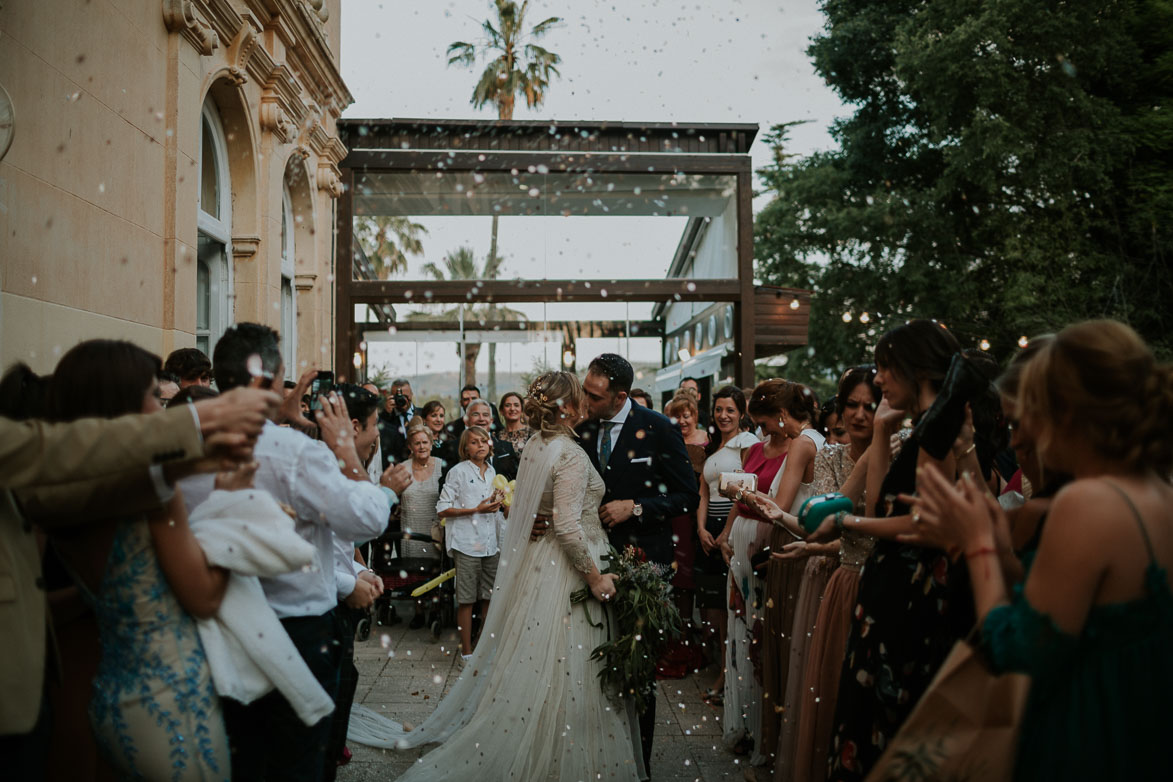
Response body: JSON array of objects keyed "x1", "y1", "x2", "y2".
[
  {"x1": 448, "y1": 0, "x2": 561, "y2": 398},
  {"x1": 755, "y1": 0, "x2": 1173, "y2": 385}
]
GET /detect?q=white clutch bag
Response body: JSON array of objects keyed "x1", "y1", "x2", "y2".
[{"x1": 718, "y1": 471, "x2": 757, "y2": 494}]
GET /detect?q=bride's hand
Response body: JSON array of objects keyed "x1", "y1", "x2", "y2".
[{"x1": 588, "y1": 572, "x2": 619, "y2": 603}]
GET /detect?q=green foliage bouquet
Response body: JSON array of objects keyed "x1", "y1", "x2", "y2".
[{"x1": 570, "y1": 545, "x2": 682, "y2": 712}]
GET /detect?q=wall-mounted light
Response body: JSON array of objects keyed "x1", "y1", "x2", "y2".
[
  {"x1": 562, "y1": 349, "x2": 575, "y2": 366},
  {"x1": 352, "y1": 352, "x2": 363, "y2": 368},
  {"x1": 789, "y1": 298, "x2": 800, "y2": 309}
]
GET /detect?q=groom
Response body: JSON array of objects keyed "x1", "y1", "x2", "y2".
[{"x1": 578, "y1": 353, "x2": 700, "y2": 773}]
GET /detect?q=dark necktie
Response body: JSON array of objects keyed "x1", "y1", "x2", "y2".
[{"x1": 599, "y1": 421, "x2": 615, "y2": 467}]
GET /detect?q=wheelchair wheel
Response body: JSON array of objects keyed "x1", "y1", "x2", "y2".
[{"x1": 355, "y1": 616, "x2": 372, "y2": 643}]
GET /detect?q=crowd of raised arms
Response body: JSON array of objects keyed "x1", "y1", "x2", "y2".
[{"x1": 1, "y1": 316, "x2": 1169, "y2": 781}]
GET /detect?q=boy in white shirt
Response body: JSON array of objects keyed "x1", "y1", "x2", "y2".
[{"x1": 436, "y1": 426, "x2": 504, "y2": 660}]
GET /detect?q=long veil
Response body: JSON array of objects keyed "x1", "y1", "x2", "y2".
[{"x1": 346, "y1": 433, "x2": 564, "y2": 749}]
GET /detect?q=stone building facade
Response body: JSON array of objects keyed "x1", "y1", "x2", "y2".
[{"x1": 0, "y1": 0, "x2": 352, "y2": 377}]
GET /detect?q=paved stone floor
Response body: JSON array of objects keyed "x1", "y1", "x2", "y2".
[{"x1": 338, "y1": 613, "x2": 751, "y2": 782}]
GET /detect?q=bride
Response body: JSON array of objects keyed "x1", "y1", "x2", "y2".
[{"x1": 347, "y1": 371, "x2": 644, "y2": 780}]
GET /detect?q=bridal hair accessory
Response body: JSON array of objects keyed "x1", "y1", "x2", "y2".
[{"x1": 527, "y1": 380, "x2": 549, "y2": 404}]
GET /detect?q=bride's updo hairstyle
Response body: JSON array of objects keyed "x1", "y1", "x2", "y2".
[
  {"x1": 525, "y1": 370, "x2": 584, "y2": 438},
  {"x1": 1018, "y1": 320, "x2": 1173, "y2": 476}
]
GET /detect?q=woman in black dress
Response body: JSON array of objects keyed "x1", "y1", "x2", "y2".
[{"x1": 823, "y1": 320, "x2": 975, "y2": 781}]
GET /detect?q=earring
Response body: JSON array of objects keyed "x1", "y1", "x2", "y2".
[{"x1": 778, "y1": 418, "x2": 785, "y2": 427}]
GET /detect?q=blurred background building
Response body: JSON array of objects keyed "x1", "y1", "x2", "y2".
[{"x1": 0, "y1": 0, "x2": 351, "y2": 377}]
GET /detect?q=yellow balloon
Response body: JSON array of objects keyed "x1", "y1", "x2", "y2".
[{"x1": 492, "y1": 474, "x2": 508, "y2": 490}]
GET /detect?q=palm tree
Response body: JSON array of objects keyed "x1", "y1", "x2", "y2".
[
  {"x1": 409, "y1": 246, "x2": 525, "y2": 386},
  {"x1": 448, "y1": 1, "x2": 560, "y2": 398},
  {"x1": 353, "y1": 216, "x2": 428, "y2": 279},
  {"x1": 447, "y1": 1, "x2": 562, "y2": 121}
]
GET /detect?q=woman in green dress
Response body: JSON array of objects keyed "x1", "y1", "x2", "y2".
[{"x1": 911, "y1": 319, "x2": 1173, "y2": 781}]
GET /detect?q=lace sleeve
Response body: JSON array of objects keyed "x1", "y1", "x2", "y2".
[{"x1": 551, "y1": 446, "x2": 597, "y2": 578}]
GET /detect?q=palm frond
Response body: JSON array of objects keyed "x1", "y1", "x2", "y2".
[
  {"x1": 446, "y1": 41, "x2": 477, "y2": 67},
  {"x1": 529, "y1": 16, "x2": 561, "y2": 38}
]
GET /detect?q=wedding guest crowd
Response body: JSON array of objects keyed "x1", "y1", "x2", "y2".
[{"x1": 3, "y1": 314, "x2": 1169, "y2": 782}]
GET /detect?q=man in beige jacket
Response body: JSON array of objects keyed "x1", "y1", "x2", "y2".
[{"x1": 0, "y1": 388, "x2": 279, "y2": 768}]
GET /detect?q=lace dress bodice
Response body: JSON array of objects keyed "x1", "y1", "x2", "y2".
[
  {"x1": 534, "y1": 436, "x2": 608, "y2": 576},
  {"x1": 812, "y1": 443, "x2": 876, "y2": 570}
]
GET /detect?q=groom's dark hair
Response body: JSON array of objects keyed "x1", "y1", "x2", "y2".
[{"x1": 587, "y1": 353, "x2": 634, "y2": 394}]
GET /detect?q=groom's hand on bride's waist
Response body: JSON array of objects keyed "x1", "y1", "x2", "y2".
[
  {"x1": 599, "y1": 500, "x2": 635, "y2": 528},
  {"x1": 530, "y1": 514, "x2": 551, "y2": 541}
]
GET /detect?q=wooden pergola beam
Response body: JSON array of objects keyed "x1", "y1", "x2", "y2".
[
  {"x1": 347, "y1": 279, "x2": 740, "y2": 305},
  {"x1": 342, "y1": 149, "x2": 751, "y2": 175},
  {"x1": 356, "y1": 319, "x2": 663, "y2": 338}
]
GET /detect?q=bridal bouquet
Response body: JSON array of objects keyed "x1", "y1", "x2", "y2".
[{"x1": 570, "y1": 545, "x2": 682, "y2": 712}]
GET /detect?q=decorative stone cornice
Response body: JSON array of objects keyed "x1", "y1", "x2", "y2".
[
  {"x1": 260, "y1": 99, "x2": 295, "y2": 144},
  {"x1": 231, "y1": 235, "x2": 261, "y2": 260},
  {"x1": 261, "y1": 64, "x2": 305, "y2": 144},
  {"x1": 162, "y1": 0, "x2": 219, "y2": 56},
  {"x1": 294, "y1": 272, "x2": 318, "y2": 292},
  {"x1": 224, "y1": 15, "x2": 262, "y2": 86},
  {"x1": 323, "y1": 136, "x2": 347, "y2": 166},
  {"x1": 317, "y1": 160, "x2": 342, "y2": 198}
]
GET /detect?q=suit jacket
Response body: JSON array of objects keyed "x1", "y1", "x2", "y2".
[
  {"x1": 435, "y1": 436, "x2": 518, "y2": 487},
  {"x1": 443, "y1": 403, "x2": 505, "y2": 444},
  {"x1": 0, "y1": 406, "x2": 203, "y2": 734},
  {"x1": 577, "y1": 403, "x2": 700, "y2": 567},
  {"x1": 377, "y1": 406, "x2": 414, "y2": 469}
]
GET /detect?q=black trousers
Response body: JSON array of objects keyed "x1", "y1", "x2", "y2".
[
  {"x1": 323, "y1": 605, "x2": 362, "y2": 782},
  {"x1": 222, "y1": 609, "x2": 341, "y2": 782},
  {"x1": 639, "y1": 697, "x2": 656, "y2": 773}
]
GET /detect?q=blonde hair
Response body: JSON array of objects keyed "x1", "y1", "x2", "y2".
[
  {"x1": 458, "y1": 425, "x2": 492, "y2": 461},
  {"x1": 406, "y1": 416, "x2": 431, "y2": 446},
  {"x1": 1018, "y1": 320, "x2": 1173, "y2": 475},
  {"x1": 524, "y1": 371, "x2": 584, "y2": 439}
]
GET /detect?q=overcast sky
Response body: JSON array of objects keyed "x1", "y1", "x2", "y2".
[{"x1": 340, "y1": 0, "x2": 846, "y2": 382}]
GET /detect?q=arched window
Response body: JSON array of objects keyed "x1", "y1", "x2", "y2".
[
  {"x1": 197, "y1": 99, "x2": 232, "y2": 356},
  {"x1": 280, "y1": 182, "x2": 296, "y2": 379}
]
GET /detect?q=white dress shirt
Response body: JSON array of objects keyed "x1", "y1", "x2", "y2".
[
  {"x1": 599, "y1": 397, "x2": 633, "y2": 462},
  {"x1": 180, "y1": 421, "x2": 390, "y2": 619},
  {"x1": 435, "y1": 460, "x2": 501, "y2": 557}
]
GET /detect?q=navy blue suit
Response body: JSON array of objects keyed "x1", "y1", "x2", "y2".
[
  {"x1": 576, "y1": 400, "x2": 700, "y2": 773},
  {"x1": 577, "y1": 401, "x2": 699, "y2": 565}
]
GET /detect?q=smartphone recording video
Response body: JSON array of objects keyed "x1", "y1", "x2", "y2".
[{"x1": 309, "y1": 371, "x2": 335, "y2": 414}]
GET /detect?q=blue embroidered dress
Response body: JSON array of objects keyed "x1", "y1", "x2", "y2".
[{"x1": 89, "y1": 518, "x2": 229, "y2": 781}]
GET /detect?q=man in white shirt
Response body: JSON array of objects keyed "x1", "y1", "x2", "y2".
[
  {"x1": 182, "y1": 323, "x2": 411, "y2": 782},
  {"x1": 325, "y1": 383, "x2": 388, "y2": 780}
]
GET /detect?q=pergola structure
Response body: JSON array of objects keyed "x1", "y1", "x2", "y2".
[{"x1": 333, "y1": 118, "x2": 810, "y2": 387}]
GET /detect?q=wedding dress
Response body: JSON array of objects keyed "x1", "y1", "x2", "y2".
[{"x1": 347, "y1": 432, "x2": 642, "y2": 781}]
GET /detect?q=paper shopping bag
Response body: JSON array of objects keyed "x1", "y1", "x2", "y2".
[{"x1": 865, "y1": 637, "x2": 1029, "y2": 781}]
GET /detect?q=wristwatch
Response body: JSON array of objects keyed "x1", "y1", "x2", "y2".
[{"x1": 632, "y1": 503, "x2": 643, "y2": 518}]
